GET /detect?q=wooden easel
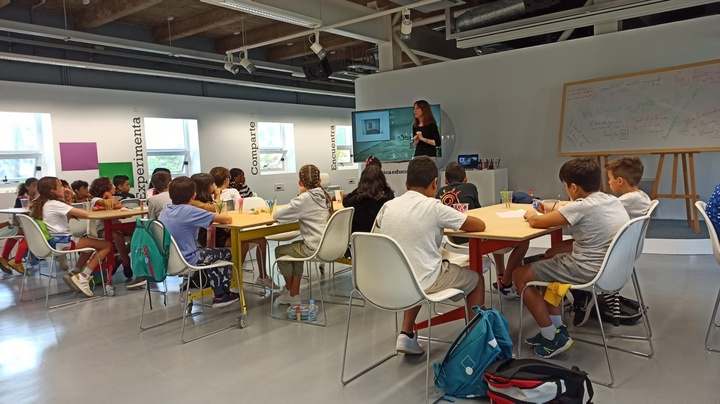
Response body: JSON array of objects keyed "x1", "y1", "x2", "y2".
[
  {"x1": 593, "y1": 155, "x2": 611, "y2": 193},
  {"x1": 650, "y1": 152, "x2": 700, "y2": 233}
]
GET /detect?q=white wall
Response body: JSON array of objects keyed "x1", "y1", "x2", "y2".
[
  {"x1": 0, "y1": 81, "x2": 356, "y2": 205},
  {"x1": 355, "y1": 15, "x2": 720, "y2": 220}
]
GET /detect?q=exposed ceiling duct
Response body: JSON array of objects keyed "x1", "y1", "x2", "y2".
[{"x1": 455, "y1": 0, "x2": 560, "y2": 32}]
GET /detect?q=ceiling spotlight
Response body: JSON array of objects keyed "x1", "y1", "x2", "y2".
[
  {"x1": 400, "y1": 9, "x2": 412, "y2": 41},
  {"x1": 238, "y1": 50, "x2": 256, "y2": 74},
  {"x1": 309, "y1": 33, "x2": 326, "y2": 60},
  {"x1": 224, "y1": 54, "x2": 241, "y2": 75}
]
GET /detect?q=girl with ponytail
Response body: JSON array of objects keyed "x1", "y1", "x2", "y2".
[{"x1": 272, "y1": 164, "x2": 334, "y2": 305}]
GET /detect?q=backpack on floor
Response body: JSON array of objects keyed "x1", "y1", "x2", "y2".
[
  {"x1": 484, "y1": 358, "x2": 594, "y2": 404},
  {"x1": 596, "y1": 293, "x2": 642, "y2": 326},
  {"x1": 130, "y1": 218, "x2": 171, "y2": 283},
  {"x1": 434, "y1": 308, "x2": 513, "y2": 400}
]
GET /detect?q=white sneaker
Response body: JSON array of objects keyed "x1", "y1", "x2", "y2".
[
  {"x1": 277, "y1": 291, "x2": 301, "y2": 306},
  {"x1": 396, "y1": 333, "x2": 425, "y2": 355},
  {"x1": 56, "y1": 255, "x2": 69, "y2": 271},
  {"x1": 71, "y1": 274, "x2": 94, "y2": 297}
]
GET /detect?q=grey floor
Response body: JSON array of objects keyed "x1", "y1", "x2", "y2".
[{"x1": 1, "y1": 251, "x2": 720, "y2": 403}]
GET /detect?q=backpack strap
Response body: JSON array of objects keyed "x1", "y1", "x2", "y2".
[{"x1": 571, "y1": 366, "x2": 594, "y2": 404}]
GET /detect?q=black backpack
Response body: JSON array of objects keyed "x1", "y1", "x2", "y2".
[
  {"x1": 484, "y1": 358, "x2": 594, "y2": 404},
  {"x1": 570, "y1": 290, "x2": 643, "y2": 327}
]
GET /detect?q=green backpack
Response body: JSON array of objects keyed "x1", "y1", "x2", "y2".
[{"x1": 130, "y1": 218, "x2": 171, "y2": 284}]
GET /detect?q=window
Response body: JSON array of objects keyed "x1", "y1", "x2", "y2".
[
  {"x1": 335, "y1": 125, "x2": 356, "y2": 170},
  {"x1": 258, "y1": 122, "x2": 296, "y2": 174},
  {"x1": 144, "y1": 118, "x2": 200, "y2": 177},
  {"x1": 0, "y1": 112, "x2": 52, "y2": 181}
]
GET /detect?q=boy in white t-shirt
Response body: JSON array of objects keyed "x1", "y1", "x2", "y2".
[
  {"x1": 210, "y1": 166, "x2": 242, "y2": 203},
  {"x1": 372, "y1": 157, "x2": 487, "y2": 355},
  {"x1": 518, "y1": 157, "x2": 629, "y2": 358},
  {"x1": 606, "y1": 156, "x2": 652, "y2": 219}
]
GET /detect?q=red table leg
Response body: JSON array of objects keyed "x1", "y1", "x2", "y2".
[{"x1": 102, "y1": 219, "x2": 137, "y2": 286}]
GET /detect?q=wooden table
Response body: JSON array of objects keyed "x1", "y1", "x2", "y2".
[
  {"x1": 81, "y1": 208, "x2": 147, "y2": 288},
  {"x1": 0, "y1": 208, "x2": 30, "y2": 215},
  {"x1": 414, "y1": 203, "x2": 563, "y2": 331}
]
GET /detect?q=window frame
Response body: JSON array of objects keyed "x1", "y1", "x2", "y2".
[
  {"x1": 257, "y1": 122, "x2": 295, "y2": 175},
  {"x1": 144, "y1": 118, "x2": 194, "y2": 177},
  {"x1": 0, "y1": 112, "x2": 46, "y2": 182},
  {"x1": 334, "y1": 125, "x2": 357, "y2": 170}
]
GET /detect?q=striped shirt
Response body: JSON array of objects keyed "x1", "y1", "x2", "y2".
[{"x1": 236, "y1": 183, "x2": 252, "y2": 198}]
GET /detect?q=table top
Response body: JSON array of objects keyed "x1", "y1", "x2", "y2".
[
  {"x1": 446, "y1": 203, "x2": 561, "y2": 241},
  {"x1": 84, "y1": 208, "x2": 147, "y2": 220},
  {"x1": 216, "y1": 201, "x2": 345, "y2": 230},
  {"x1": 0, "y1": 208, "x2": 29, "y2": 214}
]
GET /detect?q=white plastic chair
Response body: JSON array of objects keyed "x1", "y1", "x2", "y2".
[
  {"x1": 696, "y1": 201, "x2": 720, "y2": 352},
  {"x1": 517, "y1": 215, "x2": 650, "y2": 388},
  {"x1": 341, "y1": 233, "x2": 469, "y2": 404},
  {"x1": 120, "y1": 198, "x2": 141, "y2": 209},
  {"x1": 151, "y1": 223, "x2": 248, "y2": 343},
  {"x1": 319, "y1": 172, "x2": 331, "y2": 190},
  {"x1": 270, "y1": 207, "x2": 355, "y2": 326},
  {"x1": 16, "y1": 214, "x2": 103, "y2": 309}
]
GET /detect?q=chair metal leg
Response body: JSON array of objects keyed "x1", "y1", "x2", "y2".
[
  {"x1": 518, "y1": 284, "x2": 528, "y2": 358},
  {"x1": 705, "y1": 287, "x2": 720, "y2": 353},
  {"x1": 341, "y1": 290, "x2": 399, "y2": 385},
  {"x1": 591, "y1": 290, "x2": 615, "y2": 387},
  {"x1": 39, "y1": 252, "x2": 103, "y2": 309},
  {"x1": 425, "y1": 302, "x2": 432, "y2": 404}
]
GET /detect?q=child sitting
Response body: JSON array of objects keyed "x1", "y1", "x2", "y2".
[
  {"x1": 517, "y1": 157, "x2": 629, "y2": 358},
  {"x1": 273, "y1": 164, "x2": 334, "y2": 306},
  {"x1": 707, "y1": 184, "x2": 720, "y2": 234},
  {"x1": 159, "y1": 176, "x2": 239, "y2": 307},
  {"x1": 113, "y1": 175, "x2": 136, "y2": 201},
  {"x1": 210, "y1": 166, "x2": 241, "y2": 203},
  {"x1": 31, "y1": 177, "x2": 112, "y2": 296},
  {"x1": 437, "y1": 162, "x2": 529, "y2": 300},
  {"x1": 89, "y1": 177, "x2": 131, "y2": 278},
  {"x1": 606, "y1": 156, "x2": 652, "y2": 219},
  {"x1": 373, "y1": 157, "x2": 487, "y2": 354},
  {"x1": 71, "y1": 180, "x2": 91, "y2": 203},
  {"x1": 1, "y1": 178, "x2": 39, "y2": 274},
  {"x1": 342, "y1": 165, "x2": 394, "y2": 234},
  {"x1": 230, "y1": 168, "x2": 253, "y2": 198}
]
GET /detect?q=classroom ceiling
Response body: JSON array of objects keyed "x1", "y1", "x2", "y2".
[{"x1": 0, "y1": 0, "x2": 718, "y2": 96}]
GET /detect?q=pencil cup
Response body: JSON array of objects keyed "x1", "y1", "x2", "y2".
[{"x1": 500, "y1": 191, "x2": 513, "y2": 208}]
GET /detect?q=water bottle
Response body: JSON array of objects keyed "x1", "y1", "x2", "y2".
[{"x1": 307, "y1": 299, "x2": 318, "y2": 324}]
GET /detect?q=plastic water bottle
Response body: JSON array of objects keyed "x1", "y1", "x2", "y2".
[{"x1": 307, "y1": 299, "x2": 318, "y2": 324}]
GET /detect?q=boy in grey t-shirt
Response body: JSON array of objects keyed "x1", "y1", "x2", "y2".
[
  {"x1": 373, "y1": 157, "x2": 487, "y2": 355},
  {"x1": 606, "y1": 156, "x2": 652, "y2": 219},
  {"x1": 516, "y1": 157, "x2": 629, "y2": 359}
]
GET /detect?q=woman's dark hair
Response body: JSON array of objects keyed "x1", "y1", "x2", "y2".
[
  {"x1": 191, "y1": 173, "x2": 215, "y2": 203},
  {"x1": 30, "y1": 177, "x2": 63, "y2": 220},
  {"x1": 413, "y1": 100, "x2": 436, "y2": 127},
  {"x1": 71, "y1": 180, "x2": 89, "y2": 191},
  {"x1": 365, "y1": 156, "x2": 382, "y2": 169},
  {"x1": 356, "y1": 166, "x2": 392, "y2": 201},
  {"x1": 89, "y1": 177, "x2": 113, "y2": 198},
  {"x1": 17, "y1": 177, "x2": 38, "y2": 197},
  {"x1": 149, "y1": 167, "x2": 171, "y2": 189}
]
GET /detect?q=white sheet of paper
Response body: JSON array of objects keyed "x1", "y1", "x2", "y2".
[{"x1": 495, "y1": 210, "x2": 527, "y2": 218}]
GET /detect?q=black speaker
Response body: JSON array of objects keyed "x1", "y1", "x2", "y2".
[{"x1": 301, "y1": 58, "x2": 333, "y2": 81}]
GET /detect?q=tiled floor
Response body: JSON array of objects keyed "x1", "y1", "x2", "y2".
[{"x1": 1, "y1": 252, "x2": 719, "y2": 403}]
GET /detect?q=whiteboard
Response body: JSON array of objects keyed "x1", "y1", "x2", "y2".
[{"x1": 558, "y1": 59, "x2": 720, "y2": 156}]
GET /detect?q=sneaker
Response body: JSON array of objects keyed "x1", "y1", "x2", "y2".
[
  {"x1": 277, "y1": 291, "x2": 301, "y2": 306},
  {"x1": 8, "y1": 260, "x2": 25, "y2": 274},
  {"x1": 126, "y1": 277, "x2": 148, "y2": 290},
  {"x1": 212, "y1": 292, "x2": 240, "y2": 308},
  {"x1": 255, "y1": 276, "x2": 279, "y2": 289},
  {"x1": 0, "y1": 257, "x2": 12, "y2": 274},
  {"x1": 525, "y1": 325, "x2": 569, "y2": 346},
  {"x1": 123, "y1": 264, "x2": 133, "y2": 280},
  {"x1": 56, "y1": 255, "x2": 69, "y2": 271},
  {"x1": 396, "y1": 333, "x2": 425, "y2": 355},
  {"x1": 533, "y1": 328, "x2": 573, "y2": 358},
  {"x1": 62, "y1": 272, "x2": 82, "y2": 292},
  {"x1": 492, "y1": 281, "x2": 519, "y2": 299},
  {"x1": 71, "y1": 274, "x2": 94, "y2": 297},
  {"x1": 572, "y1": 291, "x2": 595, "y2": 327}
]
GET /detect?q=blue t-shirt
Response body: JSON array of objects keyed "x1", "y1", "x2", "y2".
[
  {"x1": 707, "y1": 184, "x2": 720, "y2": 235},
  {"x1": 159, "y1": 204, "x2": 215, "y2": 265}
]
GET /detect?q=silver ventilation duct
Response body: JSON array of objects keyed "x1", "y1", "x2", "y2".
[{"x1": 455, "y1": 0, "x2": 559, "y2": 32}]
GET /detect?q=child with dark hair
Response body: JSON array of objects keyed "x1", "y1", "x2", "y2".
[
  {"x1": 14, "y1": 177, "x2": 38, "y2": 208},
  {"x1": 88, "y1": 177, "x2": 132, "y2": 278},
  {"x1": 230, "y1": 168, "x2": 253, "y2": 198},
  {"x1": 113, "y1": 175, "x2": 135, "y2": 200},
  {"x1": 1, "y1": 178, "x2": 38, "y2": 274},
  {"x1": 158, "y1": 176, "x2": 239, "y2": 307},
  {"x1": 364, "y1": 156, "x2": 382, "y2": 169},
  {"x1": 71, "y1": 180, "x2": 91, "y2": 203},
  {"x1": 373, "y1": 156, "x2": 486, "y2": 355},
  {"x1": 30, "y1": 177, "x2": 112, "y2": 296},
  {"x1": 516, "y1": 157, "x2": 629, "y2": 358},
  {"x1": 342, "y1": 165, "x2": 394, "y2": 234},
  {"x1": 606, "y1": 156, "x2": 651, "y2": 218}
]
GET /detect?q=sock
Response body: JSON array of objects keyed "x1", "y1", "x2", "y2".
[
  {"x1": 550, "y1": 315, "x2": 564, "y2": 328},
  {"x1": 82, "y1": 267, "x2": 93, "y2": 277},
  {"x1": 540, "y1": 325, "x2": 557, "y2": 340},
  {"x1": 401, "y1": 331, "x2": 414, "y2": 339}
]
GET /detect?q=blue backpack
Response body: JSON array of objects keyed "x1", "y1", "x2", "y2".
[{"x1": 434, "y1": 308, "x2": 513, "y2": 401}]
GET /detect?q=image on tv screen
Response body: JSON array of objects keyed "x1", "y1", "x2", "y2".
[{"x1": 352, "y1": 104, "x2": 441, "y2": 163}]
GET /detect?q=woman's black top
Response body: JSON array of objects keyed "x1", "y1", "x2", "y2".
[
  {"x1": 413, "y1": 122, "x2": 441, "y2": 157},
  {"x1": 342, "y1": 188, "x2": 394, "y2": 234}
]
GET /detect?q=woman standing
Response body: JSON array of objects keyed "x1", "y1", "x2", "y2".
[{"x1": 412, "y1": 100, "x2": 441, "y2": 157}]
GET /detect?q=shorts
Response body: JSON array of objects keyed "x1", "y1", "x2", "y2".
[
  {"x1": 48, "y1": 235, "x2": 77, "y2": 250},
  {"x1": 0, "y1": 225, "x2": 20, "y2": 238},
  {"x1": 425, "y1": 261, "x2": 479, "y2": 300},
  {"x1": 530, "y1": 253, "x2": 597, "y2": 284}
]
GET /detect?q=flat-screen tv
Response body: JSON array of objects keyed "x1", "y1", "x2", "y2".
[{"x1": 352, "y1": 104, "x2": 441, "y2": 163}]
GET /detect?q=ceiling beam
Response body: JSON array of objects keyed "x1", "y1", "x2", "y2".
[
  {"x1": 154, "y1": 8, "x2": 247, "y2": 43},
  {"x1": 74, "y1": 0, "x2": 162, "y2": 31},
  {"x1": 216, "y1": 22, "x2": 305, "y2": 53},
  {"x1": 266, "y1": 34, "x2": 364, "y2": 61},
  {"x1": 0, "y1": 0, "x2": 11, "y2": 9}
]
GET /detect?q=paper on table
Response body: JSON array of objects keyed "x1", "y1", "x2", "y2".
[{"x1": 495, "y1": 210, "x2": 527, "y2": 218}]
